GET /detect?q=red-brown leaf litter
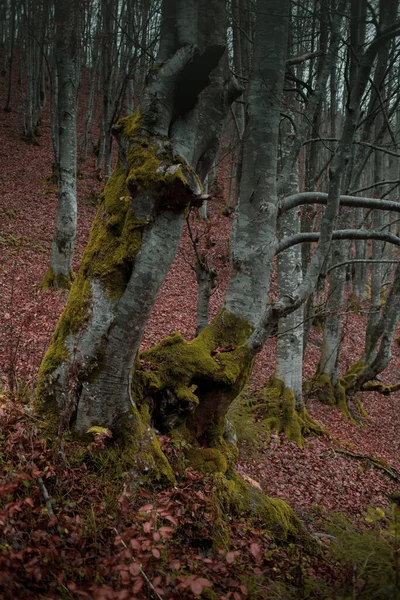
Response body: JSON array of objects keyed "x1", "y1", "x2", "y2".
[{"x1": 1, "y1": 62, "x2": 400, "y2": 599}]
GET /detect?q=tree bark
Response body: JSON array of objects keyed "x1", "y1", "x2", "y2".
[
  {"x1": 42, "y1": 0, "x2": 79, "y2": 289},
  {"x1": 38, "y1": 0, "x2": 242, "y2": 441}
]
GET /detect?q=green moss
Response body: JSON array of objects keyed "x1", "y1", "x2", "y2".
[
  {"x1": 304, "y1": 373, "x2": 336, "y2": 406},
  {"x1": 186, "y1": 447, "x2": 228, "y2": 474},
  {"x1": 354, "y1": 397, "x2": 370, "y2": 418},
  {"x1": 138, "y1": 311, "x2": 254, "y2": 451},
  {"x1": 213, "y1": 471, "x2": 316, "y2": 549},
  {"x1": 334, "y1": 381, "x2": 352, "y2": 421},
  {"x1": 70, "y1": 404, "x2": 175, "y2": 485},
  {"x1": 41, "y1": 266, "x2": 73, "y2": 290},
  {"x1": 202, "y1": 588, "x2": 219, "y2": 600},
  {"x1": 341, "y1": 360, "x2": 366, "y2": 391},
  {"x1": 36, "y1": 276, "x2": 92, "y2": 425},
  {"x1": 360, "y1": 381, "x2": 393, "y2": 395},
  {"x1": 118, "y1": 109, "x2": 143, "y2": 139},
  {"x1": 140, "y1": 311, "x2": 254, "y2": 397},
  {"x1": 77, "y1": 167, "x2": 146, "y2": 301},
  {"x1": 248, "y1": 379, "x2": 323, "y2": 448},
  {"x1": 281, "y1": 388, "x2": 303, "y2": 446}
]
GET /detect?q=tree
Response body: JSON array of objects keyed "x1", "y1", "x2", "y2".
[
  {"x1": 37, "y1": 0, "x2": 243, "y2": 453},
  {"x1": 42, "y1": 0, "x2": 81, "y2": 289},
  {"x1": 37, "y1": 0, "x2": 400, "y2": 503}
]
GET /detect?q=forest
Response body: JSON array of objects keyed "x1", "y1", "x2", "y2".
[{"x1": 2, "y1": 0, "x2": 400, "y2": 597}]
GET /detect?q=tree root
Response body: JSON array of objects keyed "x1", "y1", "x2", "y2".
[
  {"x1": 360, "y1": 381, "x2": 400, "y2": 395},
  {"x1": 332, "y1": 448, "x2": 399, "y2": 481}
]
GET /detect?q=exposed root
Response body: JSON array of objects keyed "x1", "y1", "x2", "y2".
[
  {"x1": 213, "y1": 470, "x2": 319, "y2": 552},
  {"x1": 360, "y1": 381, "x2": 400, "y2": 395},
  {"x1": 228, "y1": 379, "x2": 324, "y2": 449},
  {"x1": 332, "y1": 448, "x2": 400, "y2": 481}
]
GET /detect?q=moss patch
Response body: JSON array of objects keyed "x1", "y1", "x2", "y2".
[
  {"x1": 41, "y1": 266, "x2": 73, "y2": 290},
  {"x1": 241, "y1": 379, "x2": 323, "y2": 448},
  {"x1": 340, "y1": 360, "x2": 366, "y2": 392},
  {"x1": 70, "y1": 404, "x2": 175, "y2": 485},
  {"x1": 213, "y1": 470, "x2": 316, "y2": 549},
  {"x1": 36, "y1": 276, "x2": 92, "y2": 426},
  {"x1": 186, "y1": 447, "x2": 228, "y2": 474},
  {"x1": 304, "y1": 373, "x2": 336, "y2": 406},
  {"x1": 138, "y1": 310, "x2": 254, "y2": 437}
]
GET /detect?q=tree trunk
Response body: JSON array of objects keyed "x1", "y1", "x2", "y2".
[
  {"x1": 42, "y1": 0, "x2": 79, "y2": 289},
  {"x1": 38, "y1": 0, "x2": 242, "y2": 445},
  {"x1": 275, "y1": 168, "x2": 304, "y2": 406}
]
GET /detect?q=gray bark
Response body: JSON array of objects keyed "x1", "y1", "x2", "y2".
[
  {"x1": 318, "y1": 241, "x2": 350, "y2": 384},
  {"x1": 248, "y1": 14, "x2": 400, "y2": 354},
  {"x1": 346, "y1": 262, "x2": 400, "y2": 396},
  {"x1": 46, "y1": 0, "x2": 79, "y2": 286},
  {"x1": 275, "y1": 167, "x2": 304, "y2": 406},
  {"x1": 40, "y1": 0, "x2": 242, "y2": 434},
  {"x1": 195, "y1": 258, "x2": 217, "y2": 336},
  {"x1": 224, "y1": 0, "x2": 290, "y2": 326}
]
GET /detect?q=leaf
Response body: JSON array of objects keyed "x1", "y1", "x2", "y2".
[
  {"x1": 159, "y1": 526, "x2": 174, "y2": 539},
  {"x1": 129, "y1": 563, "x2": 140, "y2": 576},
  {"x1": 226, "y1": 551, "x2": 235, "y2": 564},
  {"x1": 190, "y1": 578, "x2": 212, "y2": 595},
  {"x1": 138, "y1": 504, "x2": 153, "y2": 513},
  {"x1": 250, "y1": 542, "x2": 262, "y2": 560},
  {"x1": 143, "y1": 521, "x2": 152, "y2": 533},
  {"x1": 132, "y1": 577, "x2": 144, "y2": 594},
  {"x1": 152, "y1": 548, "x2": 161, "y2": 559}
]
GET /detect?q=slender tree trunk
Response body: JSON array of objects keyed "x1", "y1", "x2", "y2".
[
  {"x1": 42, "y1": 0, "x2": 79, "y2": 289},
  {"x1": 275, "y1": 168, "x2": 304, "y2": 406},
  {"x1": 4, "y1": 0, "x2": 15, "y2": 113}
]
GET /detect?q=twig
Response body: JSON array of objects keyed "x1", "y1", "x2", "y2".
[
  {"x1": 113, "y1": 527, "x2": 163, "y2": 600},
  {"x1": 37, "y1": 475, "x2": 63, "y2": 536}
]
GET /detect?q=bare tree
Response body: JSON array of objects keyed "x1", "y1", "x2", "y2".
[{"x1": 42, "y1": 0, "x2": 80, "y2": 289}]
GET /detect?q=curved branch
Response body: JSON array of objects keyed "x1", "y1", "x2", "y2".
[
  {"x1": 280, "y1": 192, "x2": 400, "y2": 216},
  {"x1": 276, "y1": 230, "x2": 400, "y2": 255},
  {"x1": 327, "y1": 259, "x2": 399, "y2": 274}
]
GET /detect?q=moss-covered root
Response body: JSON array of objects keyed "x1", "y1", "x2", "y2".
[
  {"x1": 41, "y1": 266, "x2": 73, "y2": 290},
  {"x1": 138, "y1": 309, "x2": 255, "y2": 440},
  {"x1": 214, "y1": 470, "x2": 318, "y2": 552},
  {"x1": 69, "y1": 404, "x2": 176, "y2": 487},
  {"x1": 304, "y1": 373, "x2": 352, "y2": 419},
  {"x1": 258, "y1": 379, "x2": 324, "y2": 448},
  {"x1": 304, "y1": 371, "x2": 364, "y2": 423}
]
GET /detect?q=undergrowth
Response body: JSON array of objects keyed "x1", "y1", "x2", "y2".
[
  {"x1": 1, "y1": 396, "x2": 398, "y2": 599},
  {"x1": 328, "y1": 506, "x2": 400, "y2": 599}
]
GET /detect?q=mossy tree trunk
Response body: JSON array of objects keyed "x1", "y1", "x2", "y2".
[
  {"x1": 37, "y1": 0, "x2": 241, "y2": 442},
  {"x1": 136, "y1": 0, "x2": 291, "y2": 456}
]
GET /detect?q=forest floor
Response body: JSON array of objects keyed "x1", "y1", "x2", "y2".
[{"x1": 1, "y1": 68, "x2": 400, "y2": 599}]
